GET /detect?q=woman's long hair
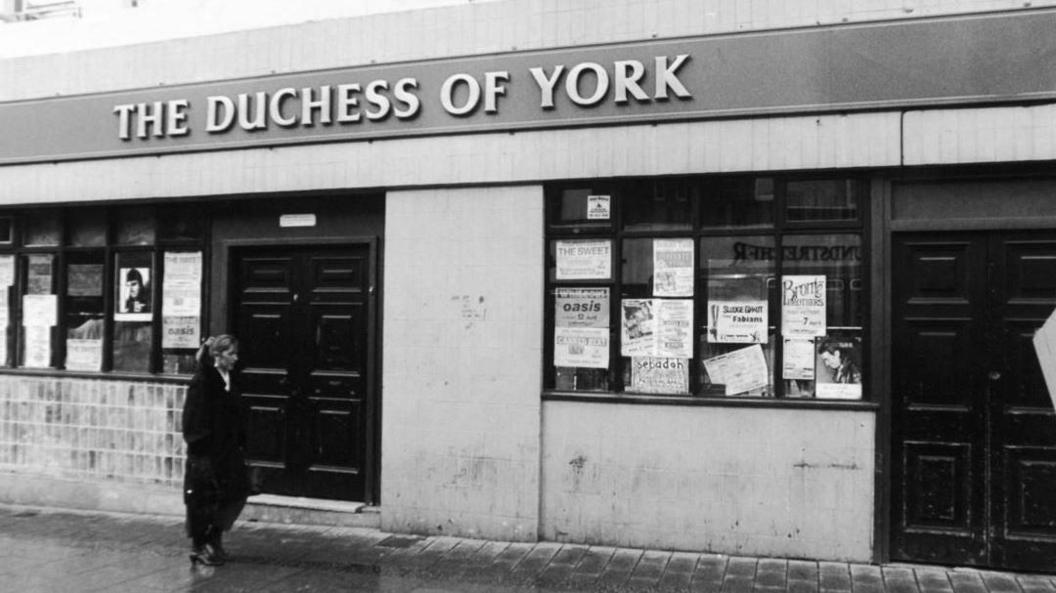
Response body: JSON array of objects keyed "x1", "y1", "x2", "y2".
[{"x1": 195, "y1": 334, "x2": 239, "y2": 369}]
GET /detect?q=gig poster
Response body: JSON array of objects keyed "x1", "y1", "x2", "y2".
[
  {"x1": 781, "y1": 275, "x2": 826, "y2": 338},
  {"x1": 555, "y1": 240, "x2": 611, "y2": 280},
  {"x1": 653, "y1": 239, "x2": 694, "y2": 297}
]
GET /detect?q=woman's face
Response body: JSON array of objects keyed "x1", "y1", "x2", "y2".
[{"x1": 215, "y1": 345, "x2": 239, "y2": 372}]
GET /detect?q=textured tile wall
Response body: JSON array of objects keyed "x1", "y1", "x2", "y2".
[
  {"x1": 0, "y1": 376, "x2": 185, "y2": 488},
  {"x1": 540, "y1": 401, "x2": 876, "y2": 561}
]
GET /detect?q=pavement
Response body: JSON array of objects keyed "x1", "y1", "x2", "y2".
[{"x1": 0, "y1": 504, "x2": 1054, "y2": 593}]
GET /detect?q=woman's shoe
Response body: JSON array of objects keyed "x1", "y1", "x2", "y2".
[
  {"x1": 208, "y1": 532, "x2": 228, "y2": 562},
  {"x1": 189, "y1": 543, "x2": 224, "y2": 566}
]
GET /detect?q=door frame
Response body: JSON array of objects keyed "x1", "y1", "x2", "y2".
[
  {"x1": 217, "y1": 236, "x2": 382, "y2": 504},
  {"x1": 883, "y1": 167, "x2": 1056, "y2": 567}
]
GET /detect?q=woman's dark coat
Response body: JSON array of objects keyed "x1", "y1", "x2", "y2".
[{"x1": 181, "y1": 364, "x2": 250, "y2": 531}]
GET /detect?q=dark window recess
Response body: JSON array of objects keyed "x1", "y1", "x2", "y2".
[
  {"x1": 545, "y1": 174, "x2": 868, "y2": 400},
  {"x1": 0, "y1": 205, "x2": 205, "y2": 375}
]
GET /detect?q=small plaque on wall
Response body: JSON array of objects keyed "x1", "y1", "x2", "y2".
[{"x1": 280, "y1": 214, "x2": 317, "y2": 228}]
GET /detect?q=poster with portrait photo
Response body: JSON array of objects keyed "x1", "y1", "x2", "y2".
[
  {"x1": 815, "y1": 334, "x2": 863, "y2": 400},
  {"x1": 115, "y1": 266, "x2": 152, "y2": 322}
]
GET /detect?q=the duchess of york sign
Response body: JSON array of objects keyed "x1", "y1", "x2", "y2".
[{"x1": 2, "y1": 10, "x2": 1056, "y2": 165}]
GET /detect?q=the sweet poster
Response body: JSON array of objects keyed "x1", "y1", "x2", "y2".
[
  {"x1": 555, "y1": 240, "x2": 611, "y2": 280},
  {"x1": 708, "y1": 300, "x2": 768, "y2": 344},
  {"x1": 702, "y1": 344, "x2": 769, "y2": 396},
  {"x1": 162, "y1": 252, "x2": 202, "y2": 348},
  {"x1": 781, "y1": 275, "x2": 826, "y2": 338},
  {"x1": 554, "y1": 327, "x2": 609, "y2": 368},
  {"x1": 656, "y1": 299, "x2": 693, "y2": 358},
  {"x1": 630, "y1": 357, "x2": 689, "y2": 394},
  {"x1": 621, "y1": 299, "x2": 655, "y2": 356},
  {"x1": 653, "y1": 239, "x2": 694, "y2": 297}
]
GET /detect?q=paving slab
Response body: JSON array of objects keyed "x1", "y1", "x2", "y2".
[{"x1": 0, "y1": 504, "x2": 1054, "y2": 593}]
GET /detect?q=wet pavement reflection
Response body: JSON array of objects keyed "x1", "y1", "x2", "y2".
[{"x1": 1, "y1": 505, "x2": 1054, "y2": 593}]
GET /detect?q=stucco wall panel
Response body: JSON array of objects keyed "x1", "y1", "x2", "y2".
[
  {"x1": 4, "y1": 1, "x2": 1056, "y2": 100},
  {"x1": 381, "y1": 185, "x2": 543, "y2": 541},
  {"x1": 0, "y1": 112, "x2": 900, "y2": 206},
  {"x1": 541, "y1": 401, "x2": 875, "y2": 561},
  {"x1": 904, "y1": 104, "x2": 1056, "y2": 165}
]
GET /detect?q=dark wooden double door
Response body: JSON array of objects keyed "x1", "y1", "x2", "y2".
[
  {"x1": 233, "y1": 244, "x2": 375, "y2": 502},
  {"x1": 892, "y1": 232, "x2": 1056, "y2": 571}
]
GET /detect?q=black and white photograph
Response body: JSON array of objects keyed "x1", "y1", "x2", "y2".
[{"x1": 0, "y1": 0, "x2": 1055, "y2": 588}]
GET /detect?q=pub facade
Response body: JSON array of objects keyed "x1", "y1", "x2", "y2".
[{"x1": 1, "y1": 0, "x2": 1055, "y2": 572}]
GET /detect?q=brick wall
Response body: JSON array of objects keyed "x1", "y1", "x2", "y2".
[{"x1": 0, "y1": 375, "x2": 185, "y2": 488}]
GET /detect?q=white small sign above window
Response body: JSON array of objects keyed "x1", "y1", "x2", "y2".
[{"x1": 279, "y1": 214, "x2": 317, "y2": 228}]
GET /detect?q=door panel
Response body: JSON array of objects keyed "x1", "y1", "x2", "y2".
[
  {"x1": 235, "y1": 244, "x2": 373, "y2": 502},
  {"x1": 893, "y1": 232, "x2": 1056, "y2": 572},
  {"x1": 988, "y1": 237, "x2": 1056, "y2": 570}
]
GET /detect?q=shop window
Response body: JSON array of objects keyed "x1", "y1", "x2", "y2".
[
  {"x1": 545, "y1": 175, "x2": 868, "y2": 401},
  {"x1": 0, "y1": 206, "x2": 205, "y2": 375},
  {"x1": 115, "y1": 207, "x2": 156, "y2": 245},
  {"x1": 23, "y1": 213, "x2": 61, "y2": 247},
  {"x1": 67, "y1": 209, "x2": 107, "y2": 247}
]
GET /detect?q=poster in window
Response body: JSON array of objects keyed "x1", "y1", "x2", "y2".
[
  {"x1": 23, "y1": 326, "x2": 50, "y2": 368},
  {"x1": 1032, "y1": 307, "x2": 1056, "y2": 412},
  {"x1": 630, "y1": 357, "x2": 689, "y2": 394},
  {"x1": 162, "y1": 252, "x2": 202, "y2": 348},
  {"x1": 555, "y1": 287, "x2": 609, "y2": 328},
  {"x1": 0, "y1": 292, "x2": 7, "y2": 365},
  {"x1": 782, "y1": 338, "x2": 815, "y2": 380},
  {"x1": 67, "y1": 264, "x2": 104, "y2": 297},
  {"x1": 653, "y1": 239, "x2": 694, "y2": 297},
  {"x1": 0, "y1": 255, "x2": 13, "y2": 287},
  {"x1": 22, "y1": 294, "x2": 57, "y2": 327},
  {"x1": 781, "y1": 275, "x2": 826, "y2": 338},
  {"x1": 27, "y1": 254, "x2": 52, "y2": 294},
  {"x1": 702, "y1": 344, "x2": 769, "y2": 396},
  {"x1": 657, "y1": 299, "x2": 693, "y2": 358},
  {"x1": 708, "y1": 300, "x2": 768, "y2": 344},
  {"x1": 815, "y1": 335, "x2": 863, "y2": 399},
  {"x1": 620, "y1": 299, "x2": 655, "y2": 356},
  {"x1": 115, "y1": 266, "x2": 152, "y2": 322},
  {"x1": 587, "y1": 195, "x2": 611, "y2": 220},
  {"x1": 554, "y1": 327, "x2": 609, "y2": 369},
  {"x1": 556, "y1": 240, "x2": 611, "y2": 280},
  {"x1": 66, "y1": 338, "x2": 103, "y2": 372}
]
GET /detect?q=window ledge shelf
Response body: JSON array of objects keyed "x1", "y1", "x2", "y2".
[
  {"x1": 543, "y1": 390, "x2": 879, "y2": 411},
  {"x1": 0, "y1": 368, "x2": 192, "y2": 384}
]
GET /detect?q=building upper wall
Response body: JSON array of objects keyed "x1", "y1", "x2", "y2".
[{"x1": 3, "y1": 0, "x2": 1056, "y2": 101}]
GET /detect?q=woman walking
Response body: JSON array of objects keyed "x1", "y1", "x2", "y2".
[{"x1": 181, "y1": 334, "x2": 250, "y2": 566}]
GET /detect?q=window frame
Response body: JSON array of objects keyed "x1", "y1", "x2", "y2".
[
  {"x1": 0, "y1": 206, "x2": 207, "y2": 377},
  {"x1": 544, "y1": 173, "x2": 873, "y2": 405}
]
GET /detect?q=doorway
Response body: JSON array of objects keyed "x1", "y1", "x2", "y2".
[
  {"x1": 232, "y1": 243, "x2": 376, "y2": 502},
  {"x1": 891, "y1": 232, "x2": 1056, "y2": 571}
]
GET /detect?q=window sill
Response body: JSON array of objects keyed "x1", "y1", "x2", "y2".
[
  {"x1": 542, "y1": 390, "x2": 879, "y2": 411},
  {"x1": 0, "y1": 367, "x2": 192, "y2": 384}
]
